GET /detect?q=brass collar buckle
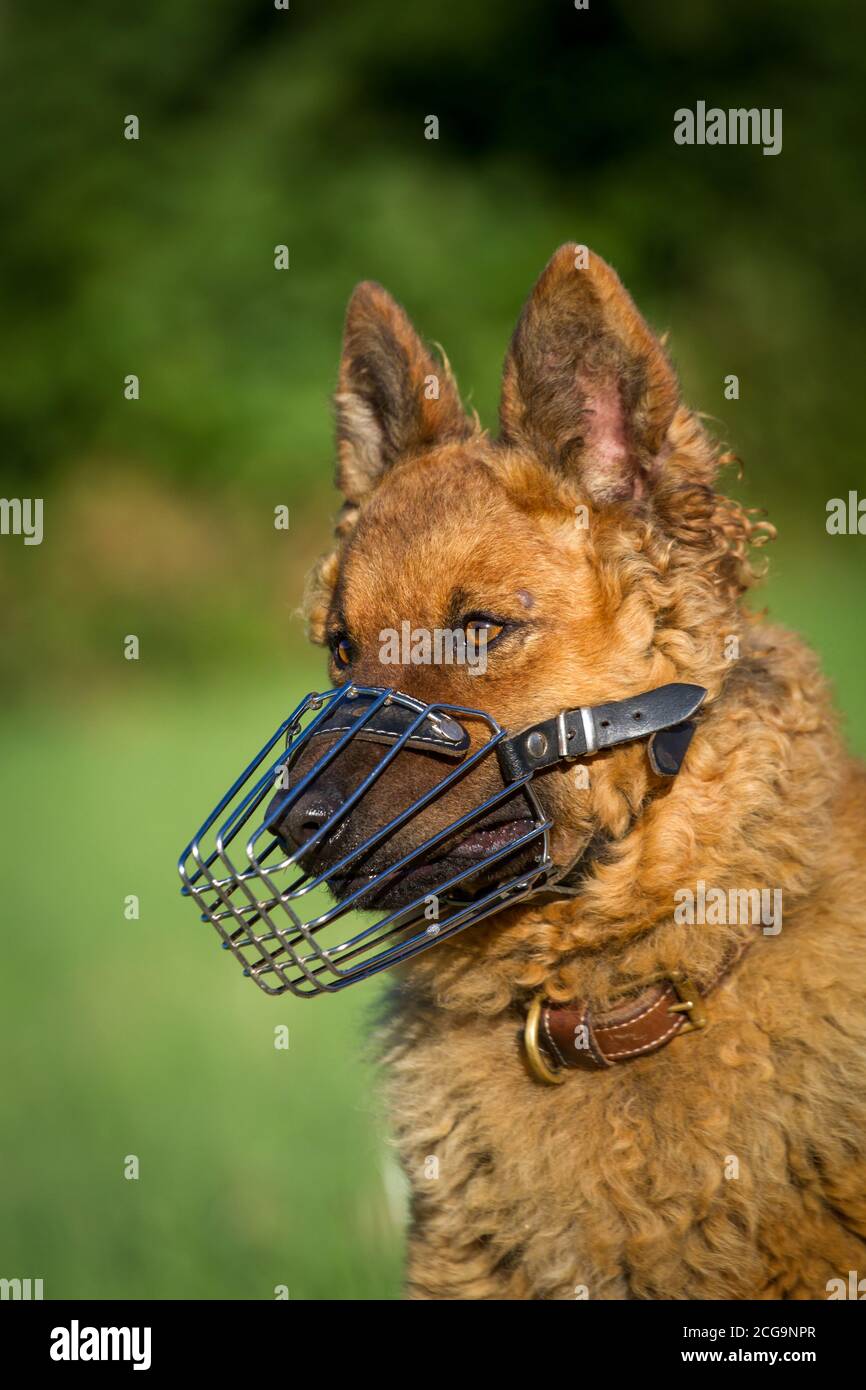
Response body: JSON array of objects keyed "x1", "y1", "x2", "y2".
[{"x1": 648, "y1": 969, "x2": 708, "y2": 1034}]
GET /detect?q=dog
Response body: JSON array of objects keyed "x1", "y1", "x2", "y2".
[{"x1": 298, "y1": 243, "x2": 866, "y2": 1299}]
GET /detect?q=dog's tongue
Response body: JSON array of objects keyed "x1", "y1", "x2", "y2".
[{"x1": 452, "y1": 817, "x2": 535, "y2": 857}]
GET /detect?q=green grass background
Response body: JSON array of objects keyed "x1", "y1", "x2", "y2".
[
  {"x1": 0, "y1": 0, "x2": 864, "y2": 1299},
  {"x1": 0, "y1": 671, "x2": 404, "y2": 1299}
]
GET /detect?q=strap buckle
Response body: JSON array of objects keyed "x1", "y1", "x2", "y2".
[{"x1": 643, "y1": 969, "x2": 708, "y2": 1034}]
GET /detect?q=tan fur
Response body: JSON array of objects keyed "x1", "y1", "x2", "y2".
[{"x1": 306, "y1": 245, "x2": 866, "y2": 1299}]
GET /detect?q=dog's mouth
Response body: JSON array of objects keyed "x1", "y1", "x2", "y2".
[{"x1": 305, "y1": 814, "x2": 539, "y2": 911}]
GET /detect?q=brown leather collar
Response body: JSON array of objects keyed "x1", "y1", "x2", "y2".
[{"x1": 523, "y1": 942, "x2": 751, "y2": 1084}]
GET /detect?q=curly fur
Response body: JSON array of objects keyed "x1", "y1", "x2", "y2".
[{"x1": 305, "y1": 246, "x2": 866, "y2": 1299}]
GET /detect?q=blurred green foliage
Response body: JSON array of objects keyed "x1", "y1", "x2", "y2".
[
  {"x1": 0, "y1": 0, "x2": 864, "y2": 1300},
  {"x1": 1, "y1": 0, "x2": 864, "y2": 501},
  {"x1": 0, "y1": 678, "x2": 403, "y2": 1299},
  {"x1": 0, "y1": 0, "x2": 864, "y2": 709}
]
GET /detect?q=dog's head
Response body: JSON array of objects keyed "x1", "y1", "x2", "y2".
[{"x1": 275, "y1": 245, "x2": 766, "y2": 975}]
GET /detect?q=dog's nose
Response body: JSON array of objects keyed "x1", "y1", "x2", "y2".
[{"x1": 267, "y1": 786, "x2": 340, "y2": 850}]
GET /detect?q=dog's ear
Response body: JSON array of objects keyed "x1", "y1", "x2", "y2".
[
  {"x1": 335, "y1": 281, "x2": 472, "y2": 505},
  {"x1": 499, "y1": 244, "x2": 679, "y2": 504}
]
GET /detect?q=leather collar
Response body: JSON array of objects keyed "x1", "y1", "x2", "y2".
[{"x1": 523, "y1": 939, "x2": 752, "y2": 1084}]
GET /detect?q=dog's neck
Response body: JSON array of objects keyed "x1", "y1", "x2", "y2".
[{"x1": 400, "y1": 634, "x2": 844, "y2": 1018}]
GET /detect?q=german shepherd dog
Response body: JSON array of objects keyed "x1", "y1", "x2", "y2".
[{"x1": 296, "y1": 245, "x2": 866, "y2": 1299}]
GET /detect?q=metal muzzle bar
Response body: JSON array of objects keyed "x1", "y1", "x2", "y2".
[{"x1": 178, "y1": 685, "x2": 552, "y2": 998}]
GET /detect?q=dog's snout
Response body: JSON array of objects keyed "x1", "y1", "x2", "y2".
[{"x1": 268, "y1": 786, "x2": 341, "y2": 850}]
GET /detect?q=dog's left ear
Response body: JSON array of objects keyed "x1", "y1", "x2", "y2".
[
  {"x1": 335, "y1": 280, "x2": 472, "y2": 507},
  {"x1": 499, "y1": 244, "x2": 680, "y2": 504}
]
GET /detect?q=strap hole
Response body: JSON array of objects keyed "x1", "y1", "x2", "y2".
[
  {"x1": 600, "y1": 719, "x2": 610, "y2": 728},
  {"x1": 633, "y1": 711, "x2": 642, "y2": 719}
]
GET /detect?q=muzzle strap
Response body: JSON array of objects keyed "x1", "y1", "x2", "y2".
[
  {"x1": 497, "y1": 682, "x2": 706, "y2": 782},
  {"x1": 306, "y1": 691, "x2": 470, "y2": 756}
]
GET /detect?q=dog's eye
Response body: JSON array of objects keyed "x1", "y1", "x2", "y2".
[
  {"x1": 464, "y1": 617, "x2": 505, "y2": 652},
  {"x1": 331, "y1": 636, "x2": 353, "y2": 669}
]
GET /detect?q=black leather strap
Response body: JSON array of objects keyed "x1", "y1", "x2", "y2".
[
  {"x1": 648, "y1": 720, "x2": 698, "y2": 776},
  {"x1": 497, "y1": 683, "x2": 706, "y2": 783}
]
